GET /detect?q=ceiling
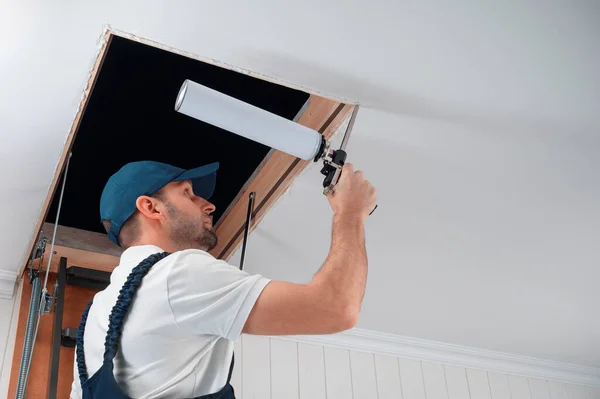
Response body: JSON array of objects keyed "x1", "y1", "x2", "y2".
[{"x1": 1, "y1": 0, "x2": 599, "y2": 367}]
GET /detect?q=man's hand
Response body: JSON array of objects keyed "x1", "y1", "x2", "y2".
[{"x1": 327, "y1": 163, "x2": 377, "y2": 221}]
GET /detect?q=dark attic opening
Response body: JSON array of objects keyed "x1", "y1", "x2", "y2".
[{"x1": 44, "y1": 35, "x2": 310, "y2": 236}]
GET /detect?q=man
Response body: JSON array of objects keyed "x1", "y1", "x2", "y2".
[{"x1": 71, "y1": 160, "x2": 376, "y2": 399}]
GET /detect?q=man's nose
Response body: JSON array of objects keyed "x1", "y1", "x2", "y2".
[{"x1": 202, "y1": 201, "x2": 216, "y2": 215}]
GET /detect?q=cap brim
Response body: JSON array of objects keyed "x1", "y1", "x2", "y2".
[{"x1": 173, "y1": 162, "x2": 219, "y2": 199}]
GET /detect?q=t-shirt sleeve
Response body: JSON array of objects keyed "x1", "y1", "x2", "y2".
[{"x1": 166, "y1": 250, "x2": 270, "y2": 340}]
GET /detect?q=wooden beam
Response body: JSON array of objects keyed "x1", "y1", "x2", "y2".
[
  {"x1": 210, "y1": 98, "x2": 354, "y2": 260},
  {"x1": 17, "y1": 31, "x2": 113, "y2": 277},
  {"x1": 42, "y1": 223, "x2": 123, "y2": 257},
  {"x1": 34, "y1": 245, "x2": 120, "y2": 274}
]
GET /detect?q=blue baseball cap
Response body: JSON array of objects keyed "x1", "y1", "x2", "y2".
[{"x1": 100, "y1": 160, "x2": 219, "y2": 246}]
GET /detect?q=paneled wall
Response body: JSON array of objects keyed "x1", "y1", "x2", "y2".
[
  {"x1": 1, "y1": 298, "x2": 598, "y2": 398},
  {"x1": 232, "y1": 335, "x2": 599, "y2": 399}
]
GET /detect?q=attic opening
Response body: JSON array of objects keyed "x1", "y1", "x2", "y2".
[
  {"x1": 47, "y1": 34, "x2": 310, "y2": 232},
  {"x1": 25, "y1": 30, "x2": 352, "y2": 274}
]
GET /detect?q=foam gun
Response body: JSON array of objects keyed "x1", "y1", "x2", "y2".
[{"x1": 175, "y1": 79, "x2": 376, "y2": 214}]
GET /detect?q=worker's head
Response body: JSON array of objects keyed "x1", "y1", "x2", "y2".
[{"x1": 100, "y1": 161, "x2": 220, "y2": 252}]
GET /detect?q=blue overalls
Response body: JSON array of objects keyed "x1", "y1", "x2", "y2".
[{"x1": 76, "y1": 252, "x2": 236, "y2": 399}]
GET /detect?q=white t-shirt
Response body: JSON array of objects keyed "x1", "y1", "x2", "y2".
[{"x1": 70, "y1": 245, "x2": 270, "y2": 399}]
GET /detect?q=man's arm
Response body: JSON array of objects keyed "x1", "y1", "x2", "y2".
[{"x1": 243, "y1": 163, "x2": 376, "y2": 335}]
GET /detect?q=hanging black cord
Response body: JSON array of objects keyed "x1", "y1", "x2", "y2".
[{"x1": 239, "y1": 192, "x2": 256, "y2": 271}]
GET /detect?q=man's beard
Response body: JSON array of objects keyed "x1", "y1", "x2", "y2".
[{"x1": 164, "y1": 202, "x2": 218, "y2": 252}]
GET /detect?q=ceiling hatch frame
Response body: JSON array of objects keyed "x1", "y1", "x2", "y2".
[{"x1": 19, "y1": 28, "x2": 354, "y2": 276}]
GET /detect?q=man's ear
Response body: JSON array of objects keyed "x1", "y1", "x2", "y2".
[{"x1": 135, "y1": 195, "x2": 164, "y2": 221}]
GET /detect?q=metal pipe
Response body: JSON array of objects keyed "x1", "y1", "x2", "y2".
[{"x1": 15, "y1": 276, "x2": 42, "y2": 399}]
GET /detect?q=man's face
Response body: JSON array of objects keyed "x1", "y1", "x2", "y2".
[{"x1": 160, "y1": 180, "x2": 218, "y2": 251}]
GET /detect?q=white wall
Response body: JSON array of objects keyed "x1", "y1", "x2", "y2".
[
  {"x1": 232, "y1": 335, "x2": 600, "y2": 399},
  {"x1": 0, "y1": 280, "x2": 22, "y2": 398}
]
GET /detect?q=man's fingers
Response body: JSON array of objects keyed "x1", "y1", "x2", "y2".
[
  {"x1": 334, "y1": 163, "x2": 354, "y2": 191},
  {"x1": 339, "y1": 163, "x2": 355, "y2": 182}
]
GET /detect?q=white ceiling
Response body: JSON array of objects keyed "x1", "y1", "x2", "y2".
[{"x1": 1, "y1": 0, "x2": 599, "y2": 367}]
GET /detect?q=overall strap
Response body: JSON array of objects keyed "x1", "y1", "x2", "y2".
[
  {"x1": 103, "y1": 252, "x2": 171, "y2": 363},
  {"x1": 76, "y1": 300, "x2": 94, "y2": 386},
  {"x1": 76, "y1": 251, "x2": 171, "y2": 388}
]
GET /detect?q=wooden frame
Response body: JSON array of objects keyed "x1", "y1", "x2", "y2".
[{"x1": 18, "y1": 28, "x2": 354, "y2": 276}]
